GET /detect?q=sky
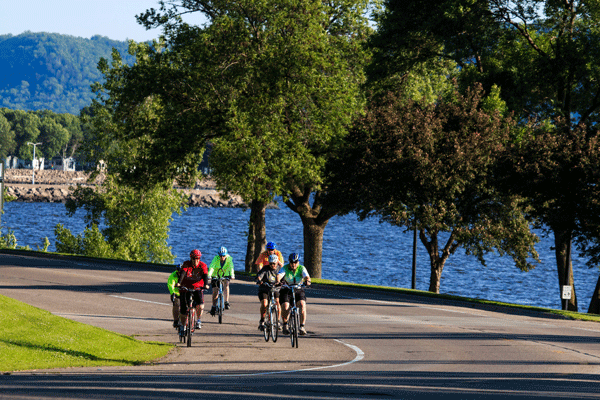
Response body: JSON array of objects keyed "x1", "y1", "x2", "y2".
[{"x1": 0, "y1": 1, "x2": 206, "y2": 42}]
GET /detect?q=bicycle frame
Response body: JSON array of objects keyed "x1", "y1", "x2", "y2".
[
  {"x1": 283, "y1": 283, "x2": 303, "y2": 348},
  {"x1": 214, "y1": 276, "x2": 229, "y2": 324},
  {"x1": 179, "y1": 288, "x2": 200, "y2": 347},
  {"x1": 263, "y1": 283, "x2": 279, "y2": 343}
]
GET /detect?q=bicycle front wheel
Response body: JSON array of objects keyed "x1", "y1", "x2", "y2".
[
  {"x1": 187, "y1": 308, "x2": 195, "y2": 347},
  {"x1": 263, "y1": 305, "x2": 271, "y2": 342},
  {"x1": 289, "y1": 310, "x2": 296, "y2": 348},
  {"x1": 270, "y1": 304, "x2": 278, "y2": 343},
  {"x1": 293, "y1": 311, "x2": 300, "y2": 348},
  {"x1": 218, "y1": 290, "x2": 224, "y2": 324}
]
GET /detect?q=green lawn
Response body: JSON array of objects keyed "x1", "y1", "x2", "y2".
[{"x1": 0, "y1": 295, "x2": 172, "y2": 372}]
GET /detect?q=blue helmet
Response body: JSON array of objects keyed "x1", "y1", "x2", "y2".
[
  {"x1": 266, "y1": 241, "x2": 276, "y2": 250},
  {"x1": 218, "y1": 246, "x2": 228, "y2": 256},
  {"x1": 288, "y1": 253, "x2": 300, "y2": 263}
]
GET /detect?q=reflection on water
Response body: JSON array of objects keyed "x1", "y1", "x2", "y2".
[{"x1": 2, "y1": 201, "x2": 598, "y2": 311}]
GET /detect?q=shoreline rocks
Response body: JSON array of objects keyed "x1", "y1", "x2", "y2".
[{"x1": 2, "y1": 169, "x2": 247, "y2": 208}]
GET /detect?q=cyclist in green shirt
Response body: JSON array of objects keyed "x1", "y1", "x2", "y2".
[
  {"x1": 208, "y1": 246, "x2": 235, "y2": 315},
  {"x1": 167, "y1": 265, "x2": 181, "y2": 328},
  {"x1": 278, "y1": 253, "x2": 311, "y2": 335}
]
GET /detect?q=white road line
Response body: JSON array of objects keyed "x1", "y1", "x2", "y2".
[
  {"x1": 210, "y1": 339, "x2": 365, "y2": 377},
  {"x1": 109, "y1": 295, "x2": 170, "y2": 306}
]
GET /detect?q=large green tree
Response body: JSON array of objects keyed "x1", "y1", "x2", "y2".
[
  {"x1": 192, "y1": 0, "x2": 372, "y2": 276},
  {"x1": 370, "y1": 0, "x2": 600, "y2": 309},
  {"x1": 328, "y1": 84, "x2": 539, "y2": 293},
  {"x1": 498, "y1": 122, "x2": 600, "y2": 312},
  {"x1": 86, "y1": 0, "x2": 373, "y2": 276}
]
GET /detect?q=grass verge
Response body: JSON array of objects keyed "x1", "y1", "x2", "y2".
[
  {"x1": 308, "y1": 278, "x2": 600, "y2": 322},
  {"x1": 0, "y1": 295, "x2": 172, "y2": 373}
]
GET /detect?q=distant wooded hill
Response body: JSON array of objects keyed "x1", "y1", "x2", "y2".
[{"x1": 0, "y1": 32, "x2": 135, "y2": 115}]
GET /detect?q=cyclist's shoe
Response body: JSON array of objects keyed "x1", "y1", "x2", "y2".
[
  {"x1": 258, "y1": 321, "x2": 265, "y2": 331},
  {"x1": 282, "y1": 323, "x2": 289, "y2": 335},
  {"x1": 179, "y1": 325, "x2": 186, "y2": 336},
  {"x1": 225, "y1": 301, "x2": 230, "y2": 310},
  {"x1": 299, "y1": 325, "x2": 307, "y2": 335},
  {"x1": 173, "y1": 320, "x2": 179, "y2": 328},
  {"x1": 195, "y1": 320, "x2": 202, "y2": 329},
  {"x1": 210, "y1": 306, "x2": 216, "y2": 316}
]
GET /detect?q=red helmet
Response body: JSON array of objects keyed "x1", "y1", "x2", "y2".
[{"x1": 190, "y1": 249, "x2": 202, "y2": 259}]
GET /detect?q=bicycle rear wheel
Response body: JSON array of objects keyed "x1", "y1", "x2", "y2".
[
  {"x1": 270, "y1": 304, "x2": 278, "y2": 343},
  {"x1": 263, "y1": 304, "x2": 271, "y2": 342}
]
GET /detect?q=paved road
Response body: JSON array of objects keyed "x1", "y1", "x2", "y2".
[{"x1": 1, "y1": 253, "x2": 600, "y2": 399}]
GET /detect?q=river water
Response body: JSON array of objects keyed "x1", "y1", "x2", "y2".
[{"x1": 2, "y1": 201, "x2": 599, "y2": 311}]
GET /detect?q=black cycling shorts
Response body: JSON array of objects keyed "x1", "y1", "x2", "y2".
[
  {"x1": 180, "y1": 290, "x2": 204, "y2": 315},
  {"x1": 258, "y1": 286, "x2": 279, "y2": 301},
  {"x1": 279, "y1": 287, "x2": 306, "y2": 304}
]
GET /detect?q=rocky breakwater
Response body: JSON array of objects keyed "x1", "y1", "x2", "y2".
[{"x1": 3, "y1": 170, "x2": 246, "y2": 208}]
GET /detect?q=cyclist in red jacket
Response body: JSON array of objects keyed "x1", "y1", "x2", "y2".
[{"x1": 176, "y1": 249, "x2": 210, "y2": 333}]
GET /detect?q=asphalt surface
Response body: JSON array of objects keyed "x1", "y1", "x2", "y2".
[{"x1": 1, "y1": 252, "x2": 600, "y2": 399}]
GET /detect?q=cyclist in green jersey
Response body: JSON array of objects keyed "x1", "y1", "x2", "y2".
[
  {"x1": 208, "y1": 246, "x2": 235, "y2": 315},
  {"x1": 278, "y1": 253, "x2": 311, "y2": 335},
  {"x1": 167, "y1": 265, "x2": 181, "y2": 328}
]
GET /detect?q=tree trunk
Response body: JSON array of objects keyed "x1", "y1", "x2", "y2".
[
  {"x1": 245, "y1": 199, "x2": 266, "y2": 273},
  {"x1": 429, "y1": 259, "x2": 444, "y2": 294},
  {"x1": 588, "y1": 274, "x2": 600, "y2": 314},
  {"x1": 553, "y1": 227, "x2": 578, "y2": 311},
  {"x1": 284, "y1": 187, "x2": 337, "y2": 280},
  {"x1": 420, "y1": 229, "x2": 457, "y2": 294},
  {"x1": 302, "y1": 217, "x2": 328, "y2": 279}
]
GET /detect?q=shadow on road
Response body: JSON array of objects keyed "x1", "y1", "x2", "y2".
[{"x1": 2, "y1": 370, "x2": 599, "y2": 399}]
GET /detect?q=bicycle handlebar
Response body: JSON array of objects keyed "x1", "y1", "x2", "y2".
[
  {"x1": 260, "y1": 281, "x2": 280, "y2": 286},
  {"x1": 177, "y1": 286, "x2": 206, "y2": 292}
]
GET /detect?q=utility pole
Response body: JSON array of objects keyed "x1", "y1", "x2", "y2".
[
  {"x1": 27, "y1": 142, "x2": 42, "y2": 185},
  {"x1": 412, "y1": 221, "x2": 417, "y2": 289}
]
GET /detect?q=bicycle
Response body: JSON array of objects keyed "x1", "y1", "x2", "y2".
[
  {"x1": 212, "y1": 276, "x2": 230, "y2": 324},
  {"x1": 179, "y1": 287, "x2": 202, "y2": 347},
  {"x1": 282, "y1": 282, "x2": 306, "y2": 348},
  {"x1": 262, "y1": 283, "x2": 280, "y2": 343}
]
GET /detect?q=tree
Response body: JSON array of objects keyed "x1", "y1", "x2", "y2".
[
  {"x1": 37, "y1": 114, "x2": 70, "y2": 159},
  {"x1": 55, "y1": 113, "x2": 84, "y2": 158},
  {"x1": 55, "y1": 175, "x2": 187, "y2": 264},
  {"x1": 116, "y1": 0, "x2": 372, "y2": 277},
  {"x1": 370, "y1": 0, "x2": 600, "y2": 309},
  {"x1": 0, "y1": 113, "x2": 16, "y2": 160},
  {"x1": 2, "y1": 110, "x2": 41, "y2": 160},
  {"x1": 92, "y1": 36, "x2": 216, "y2": 188},
  {"x1": 327, "y1": 84, "x2": 539, "y2": 293},
  {"x1": 498, "y1": 122, "x2": 600, "y2": 312}
]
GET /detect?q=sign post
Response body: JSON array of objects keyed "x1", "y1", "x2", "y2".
[{"x1": 562, "y1": 285, "x2": 572, "y2": 302}]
